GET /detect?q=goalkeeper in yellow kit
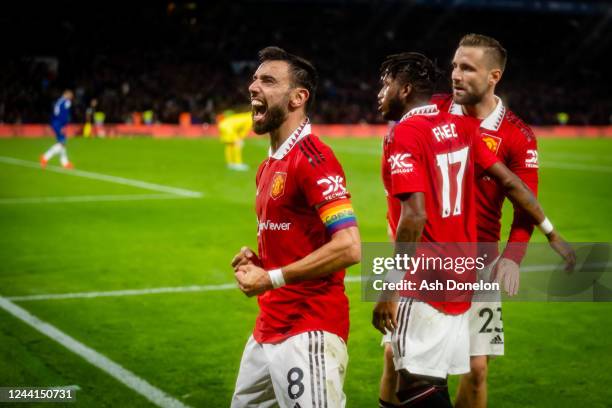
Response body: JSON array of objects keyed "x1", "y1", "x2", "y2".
[{"x1": 218, "y1": 110, "x2": 252, "y2": 171}]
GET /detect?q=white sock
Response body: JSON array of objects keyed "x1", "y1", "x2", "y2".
[
  {"x1": 60, "y1": 146, "x2": 69, "y2": 166},
  {"x1": 43, "y1": 143, "x2": 63, "y2": 161}
]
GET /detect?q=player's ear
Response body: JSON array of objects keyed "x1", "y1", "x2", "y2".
[
  {"x1": 399, "y1": 83, "x2": 412, "y2": 103},
  {"x1": 289, "y1": 88, "x2": 309, "y2": 110},
  {"x1": 489, "y1": 69, "x2": 502, "y2": 86}
]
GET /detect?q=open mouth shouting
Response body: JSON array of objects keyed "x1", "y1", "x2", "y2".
[{"x1": 251, "y1": 99, "x2": 267, "y2": 123}]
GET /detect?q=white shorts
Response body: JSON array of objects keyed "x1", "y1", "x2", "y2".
[
  {"x1": 231, "y1": 331, "x2": 348, "y2": 408},
  {"x1": 469, "y1": 259, "x2": 504, "y2": 357},
  {"x1": 391, "y1": 298, "x2": 470, "y2": 378}
]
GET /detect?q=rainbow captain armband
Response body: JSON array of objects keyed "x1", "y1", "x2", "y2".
[{"x1": 317, "y1": 198, "x2": 358, "y2": 234}]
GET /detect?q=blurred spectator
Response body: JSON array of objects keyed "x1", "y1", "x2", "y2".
[{"x1": 1, "y1": 2, "x2": 610, "y2": 126}]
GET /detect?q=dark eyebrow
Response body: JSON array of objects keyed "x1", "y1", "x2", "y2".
[{"x1": 253, "y1": 73, "x2": 277, "y2": 83}]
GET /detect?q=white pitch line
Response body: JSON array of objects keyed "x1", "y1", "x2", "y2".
[
  {"x1": 0, "y1": 296, "x2": 191, "y2": 408},
  {"x1": 543, "y1": 161, "x2": 612, "y2": 173},
  {"x1": 10, "y1": 262, "x2": 608, "y2": 303},
  {"x1": 8, "y1": 284, "x2": 237, "y2": 302},
  {"x1": 0, "y1": 156, "x2": 203, "y2": 198},
  {"x1": 0, "y1": 194, "x2": 193, "y2": 205}
]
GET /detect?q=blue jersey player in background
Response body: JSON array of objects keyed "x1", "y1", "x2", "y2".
[{"x1": 40, "y1": 90, "x2": 74, "y2": 169}]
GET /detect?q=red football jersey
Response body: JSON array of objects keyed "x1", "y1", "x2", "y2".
[
  {"x1": 433, "y1": 94, "x2": 539, "y2": 263},
  {"x1": 253, "y1": 121, "x2": 357, "y2": 344},
  {"x1": 382, "y1": 104, "x2": 499, "y2": 314}
]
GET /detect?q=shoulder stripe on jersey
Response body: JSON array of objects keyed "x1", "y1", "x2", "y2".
[
  {"x1": 298, "y1": 142, "x2": 316, "y2": 167},
  {"x1": 304, "y1": 137, "x2": 326, "y2": 163},
  {"x1": 506, "y1": 110, "x2": 536, "y2": 141},
  {"x1": 299, "y1": 139, "x2": 322, "y2": 165}
]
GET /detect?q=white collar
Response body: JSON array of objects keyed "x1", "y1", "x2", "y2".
[
  {"x1": 399, "y1": 104, "x2": 440, "y2": 123},
  {"x1": 448, "y1": 95, "x2": 506, "y2": 131},
  {"x1": 269, "y1": 119, "x2": 311, "y2": 160}
]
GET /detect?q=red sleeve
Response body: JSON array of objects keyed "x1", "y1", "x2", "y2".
[
  {"x1": 385, "y1": 123, "x2": 427, "y2": 197},
  {"x1": 501, "y1": 129, "x2": 539, "y2": 264},
  {"x1": 296, "y1": 137, "x2": 357, "y2": 234}
]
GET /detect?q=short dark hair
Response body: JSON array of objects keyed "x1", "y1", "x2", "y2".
[
  {"x1": 459, "y1": 33, "x2": 507, "y2": 71},
  {"x1": 258, "y1": 46, "x2": 318, "y2": 112},
  {"x1": 380, "y1": 52, "x2": 441, "y2": 99}
]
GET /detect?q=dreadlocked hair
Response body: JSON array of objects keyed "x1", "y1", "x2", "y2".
[{"x1": 380, "y1": 52, "x2": 442, "y2": 98}]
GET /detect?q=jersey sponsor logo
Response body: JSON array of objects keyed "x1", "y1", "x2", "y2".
[
  {"x1": 317, "y1": 175, "x2": 347, "y2": 199},
  {"x1": 388, "y1": 153, "x2": 414, "y2": 174},
  {"x1": 258, "y1": 219, "x2": 292, "y2": 233},
  {"x1": 481, "y1": 133, "x2": 502, "y2": 155},
  {"x1": 525, "y1": 149, "x2": 539, "y2": 168},
  {"x1": 270, "y1": 172, "x2": 287, "y2": 200}
]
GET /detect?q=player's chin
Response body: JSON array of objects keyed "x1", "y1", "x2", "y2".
[
  {"x1": 252, "y1": 118, "x2": 269, "y2": 135},
  {"x1": 381, "y1": 110, "x2": 397, "y2": 122},
  {"x1": 378, "y1": 107, "x2": 389, "y2": 121},
  {"x1": 452, "y1": 89, "x2": 469, "y2": 103}
]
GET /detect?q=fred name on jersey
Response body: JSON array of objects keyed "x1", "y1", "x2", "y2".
[
  {"x1": 432, "y1": 123, "x2": 458, "y2": 142},
  {"x1": 388, "y1": 122, "x2": 459, "y2": 176}
]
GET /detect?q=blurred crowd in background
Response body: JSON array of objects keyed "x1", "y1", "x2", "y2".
[{"x1": 1, "y1": 1, "x2": 610, "y2": 126}]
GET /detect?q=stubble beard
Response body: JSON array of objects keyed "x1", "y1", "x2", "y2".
[
  {"x1": 382, "y1": 95, "x2": 406, "y2": 122},
  {"x1": 253, "y1": 103, "x2": 289, "y2": 135}
]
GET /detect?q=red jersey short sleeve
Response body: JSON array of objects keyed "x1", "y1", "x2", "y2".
[
  {"x1": 295, "y1": 139, "x2": 358, "y2": 235},
  {"x1": 386, "y1": 122, "x2": 427, "y2": 197}
]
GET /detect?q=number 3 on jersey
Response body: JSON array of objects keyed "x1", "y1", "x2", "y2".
[{"x1": 436, "y1": 146, "x2": 469, "y2": 218}]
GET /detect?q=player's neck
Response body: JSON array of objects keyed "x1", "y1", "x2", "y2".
[
  {"x1": 401, "y1": 98, "x2": 431, "y2": 118},
  {"x1": 463, "y1": 93, "x2": 498, "y2": 120},
  {"x1": 269, "y1": 113, "x2": 307, "y2": 153}
]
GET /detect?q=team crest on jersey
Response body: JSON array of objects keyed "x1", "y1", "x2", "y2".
[
  {"x1": 270, "y1": 172, "x2": 287, "y2": 200},
  {"x1": 481, "y1": 134, "x2": 502, "y2": 154}
]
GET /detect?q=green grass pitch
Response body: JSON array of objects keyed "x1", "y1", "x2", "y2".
[{"x1": 0, "y1": 136, "x2": 611, "y2": 407}]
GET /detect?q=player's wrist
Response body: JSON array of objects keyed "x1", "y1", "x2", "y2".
[
  {"x1": 538, "y1": 217, "x2": 554, "y2": 236},
  {"x1": 267, "y1": 268, "x2": 286, "y2": 289}
]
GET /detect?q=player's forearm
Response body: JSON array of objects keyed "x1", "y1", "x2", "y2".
[
  {"x1": 392, "y1": 212, "x2": 426, "y2": 270},
  {"x1": 281, "y1": 226, "x2": 361, "y2": 284},
  {"x1": 502, "y1": 176, "x2": 546, "y2": 225},
  {"x1": 395, "y1": 213, "x2": 426, "y2": 245},
  {"x1": 507, "y1": 168, "x2": 539, "y2": 238},
  {"x1": 487, "y1": 163, "x2": 545, "y2": 226},
  {"x1": 394, "y1": 192, "x2": 426, "y2": 245}
]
